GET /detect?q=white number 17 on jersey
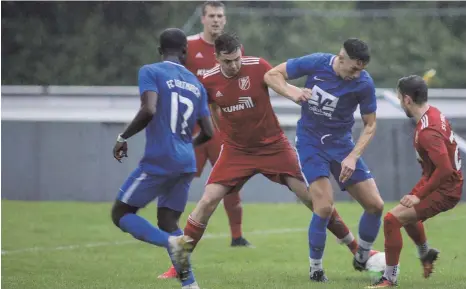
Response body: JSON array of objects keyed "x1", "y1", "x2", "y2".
[{"x1": 170, "y1": 92, "x2": 194, "y2": 135}]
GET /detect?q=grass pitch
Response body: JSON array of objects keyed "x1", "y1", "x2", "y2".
[{"x1": 2, "y1": 201, "x2": 466, "y2": 289}]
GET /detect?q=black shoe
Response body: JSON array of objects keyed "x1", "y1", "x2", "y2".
[
  {"x1": 231, "y1": 237, "x2": 254, "y2": 247},
  {"x1": 309, "y1": 269, "x2": 329, "y2": 282},
  {"x1": 366, "y1": 276, "x2": 397, "y2": 288},
  {"x1": 420, "y1": 248, "x2": 440, "y2": 278},
  {"x1": 353, "y1": 251, "x2": 369, "y2": 271}
]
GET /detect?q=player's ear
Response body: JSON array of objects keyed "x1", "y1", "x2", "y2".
[{"x1": 158, "y1": 47, "x2": 163, "y2": 56}]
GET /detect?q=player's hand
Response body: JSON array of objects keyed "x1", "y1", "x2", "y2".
[
  {"x1": 400, "y1": 195, "x2": 420, "y2": 208},
  {"x1": 289, "y1": 87, "x2": 311, "y2": 104},
  {"x1": 339, "y1": 154, "x2": 357, "y2": 183},
  {"x1": 113, "y1": 141, "x2": 128, "y2": 163}
]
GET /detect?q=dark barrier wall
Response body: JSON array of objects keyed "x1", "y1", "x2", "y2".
[{"x1": 2, "y1": 119, "x2": 466, "y2": 202}]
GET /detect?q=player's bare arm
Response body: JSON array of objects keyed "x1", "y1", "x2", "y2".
[
  {"x1": 264, "y1": 62, "x2": 310, "y2": 104},
  {"x1": 339, "y1": 112, "x2": 377, "y2": 183},
  {"x1": 113, "y1": 91, "x2": 158, "y2": 162},
  {"x1": 208, "y1": 103, "x2": 222, "y2": 130},
  {"x1": 193, "y1": 115, "x2": 214, "y2": 147}
]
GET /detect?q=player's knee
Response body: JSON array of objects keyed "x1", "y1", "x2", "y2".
[
  {"x1": 316, "y1": 204, "x2": 334, "y2": 217},
  {"x1": 366, "y1": 199, "x2": 384, "y2": 215},
  {"x1": 111, "y1": 201, "x2": 138, "y2": 229},
  {"x1": 384, "y1": 211, "x2": 401, "y2": 227},
  {"x1": 157, "y1": 207, "x2": 182, "y2": 233},
  {"x1": 223, "y1": 192, "x2": 241, "y2": 208}
]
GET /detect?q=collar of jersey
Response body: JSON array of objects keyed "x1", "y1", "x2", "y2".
[{"x1": 163, "y1": 61, "x2": 184, "y2": 68}]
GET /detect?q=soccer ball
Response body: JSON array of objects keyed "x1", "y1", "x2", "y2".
[{"x1": 366, "y1": 252, "x2": 386, "y2": 273}]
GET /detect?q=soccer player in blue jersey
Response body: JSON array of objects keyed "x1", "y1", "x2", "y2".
[
  {"x1": 111, "y1": 28, "x2": 214, "y2": 289},
  {"x1": 265, "y1": 38, "x2": 384, "y2": 282}
]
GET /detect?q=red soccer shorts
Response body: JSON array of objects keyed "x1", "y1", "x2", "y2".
[
  {"x1": 194, "y1": 131, "x2": 222, "y2": 177},
  {"x1": 206, "y1": 137, "x2": 303, "y2": 191},
  {"x1": 411, "y1": 178, "x2": 463, "y2": 222}
]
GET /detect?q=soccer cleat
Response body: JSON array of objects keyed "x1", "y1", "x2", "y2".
[
  {"x1": 353, "y1": 250, "x2": 379, "y2": 271},
  {"x1": 420, "y1": 248, "x2": 440, "y2": 278},
  {"x1": 157, "y1": 265, "x2": 177, "y2": 279},
  {"x1": 309, "y1": 269, "x2": 329, "y2": 282},
  {"x1": 366, "y1": 276, "x2": 397, "y2": 288},
  {"x1": 231, "y1": 236, "x2": 254, "y2": 247},
  {"x1": 182, "y1": 281, "x2": 200, "y2": 289},
  {"x1": 168, "y1": 235, "x2": 194, "y2": 282}
]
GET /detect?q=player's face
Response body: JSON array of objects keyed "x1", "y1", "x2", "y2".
[
  {"x1": 201, "y1": 6, "x2": 226, "y2": 37},
  {"x1": 397, "y1": 89, "x2": 413, "y2": 118},
  {"x1": 337, "y1": 48, "x2": 366, "y2": 81},
  {"x1": 216, "y1": 48, "x2": 242, "y2": 77}
]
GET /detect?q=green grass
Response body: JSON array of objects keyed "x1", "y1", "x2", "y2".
[{"x1": 2, "y1": 200, "x2": 466, "y2": 289}]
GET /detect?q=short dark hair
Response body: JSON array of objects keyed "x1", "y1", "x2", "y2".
[
  {"x1": 343, "y1": 38, "x2": 370, "y2": 64},
  {"x1": 159, "y1": 28, "x2": 187, "y2": 53},
  {"x1": 202, "y1": 1, "x2": 225, "y2": 16},
  {"x1": 214, "y1": 32, "x2": 240, "y2": 55},
  {"x1": 397, "y1": 75, "x2": 428, "y2": 104}
]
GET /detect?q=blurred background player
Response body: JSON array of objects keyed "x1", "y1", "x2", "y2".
[
  {"x1": 265, "y1": 39, "x2": 384, "y2": 282},
  {"x1": 110, "y1": 28, "x2": 214, "y2": 283},
  {"x1": 368, "y1": 76, "x2": 463, "y2": 288},
  {"x1": 158, "y1": 0, "x2": 251, "y2": 281},
  {"x1": 175, "y1": 32, "x2": 367, "y2": 288}
]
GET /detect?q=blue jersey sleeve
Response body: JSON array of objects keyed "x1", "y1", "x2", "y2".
[
  {"x1": 358, "y1": 82, "x2": 377, "y2": 115},
  {"x1": 286, "y1": 53, "x2": 322, "y2": 80},
  {"x1": 198, "y1": 86, "x2": 211, "y2": 119},
  {"x1": 138, "y1": 65, "x2": 159, "y2": 96}
]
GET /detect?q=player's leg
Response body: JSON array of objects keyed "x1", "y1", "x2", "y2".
[
  {"x1": 177, "y1": 146, "x2": 255, "y2": 285},
  {"x1": 368, "y1": 191, "x2": 460, "y2": 288},
  {"x1": 207, "y1": 136, "x2": 250, "y2": 247},
  {"x1": 157, "y1": 173, "x2": 204, "y2": 287},
  {"x1": 285, "y1": 176, "x2": 358, "y2": 253},
  {"x1": 112, "y1": 168, "x2": 189, "y2": 258},
  {"x1": 156, "y1": 207, "x2": 183, "y2": 279},
  {"x1": 158, "y1": 141, "x2": 209, "y2": 279},
  {"x1": 332, "y1": 159, "x2": 384, "y2": 270},
  {"x1": 267, "y1": 140, "x2": 333, "y2": 281},
  {"x1": 401, "y1": 178, "x2": 430, "y2": 263}
]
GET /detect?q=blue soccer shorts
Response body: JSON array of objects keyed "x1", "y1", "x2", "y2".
[
  {"x1": 117, "y1": 166, "x2": 195, "y2": 212},
  {"x1": 295, "y1": 136, "x2": 373, "y2": 190}
]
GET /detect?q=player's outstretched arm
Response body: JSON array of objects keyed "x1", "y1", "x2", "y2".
[
  {"x1": 193, "y1": 115, "x2": 214, "y2": 147},
  {"x1": 264, "y1": 62, "x2": 309, "y2": 104}
]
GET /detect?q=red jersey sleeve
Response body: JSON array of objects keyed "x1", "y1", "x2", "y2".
[{"x1": 416, "y1": 128, "x2": 455, "y2": 198}]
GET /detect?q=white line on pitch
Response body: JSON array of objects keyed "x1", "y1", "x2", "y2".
[{"x1": 1, "y1": 228, "x2": 307, "y2": 256}]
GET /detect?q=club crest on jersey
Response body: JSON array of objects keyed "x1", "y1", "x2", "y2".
[
  {"x1": 238, "y1": 76, "x2": 251, "y2": 90},
  {"x1": 307, "y1": 85, "x2": 339, "y2": 118}
]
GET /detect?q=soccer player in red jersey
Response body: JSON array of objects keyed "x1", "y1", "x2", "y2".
[
  {"x1": 185, "y1": 1, "x2": 250, "y2": 248},
  {"x1": 172, "y1": 32, "x2": 370, "y2": 288},
  {"x1": 158, "y1": 1, "x2": 250, "y2": 280},
  {"x1": 368, "y1": 75, "x2": 463, "y2": 288}
]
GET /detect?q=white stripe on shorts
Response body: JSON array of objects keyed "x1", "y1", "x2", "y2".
[
  {"x1": 205, "y1": 144, "x2": 224, "y2": 186},
  {"x1": 121, "y1": 171, "x2": 147, "y2": 203},
  {"x1": 293, "y1": 137, "x2": 309, "y2": 187}
]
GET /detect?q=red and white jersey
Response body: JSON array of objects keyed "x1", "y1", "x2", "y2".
[
  {"x1": 201, "y1": 57, "x2": 285, "y2": 151},
  {"x1": 186, "y1": 33, "x2": 217, "y2": 80},
  {"x1": 186, "y1": 33, "x2": 245, "y2": 80},
  {"x1": 414, "y1": 106, "x2": 463, "y2": 188}
]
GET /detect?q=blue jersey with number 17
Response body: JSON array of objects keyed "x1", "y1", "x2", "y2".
[
  {"x1": 286, "y1": 53, "x2": 377, "y2": 142},
  {"x1": 138, "y1": 61, "x2": 210, "y2": 175}
]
